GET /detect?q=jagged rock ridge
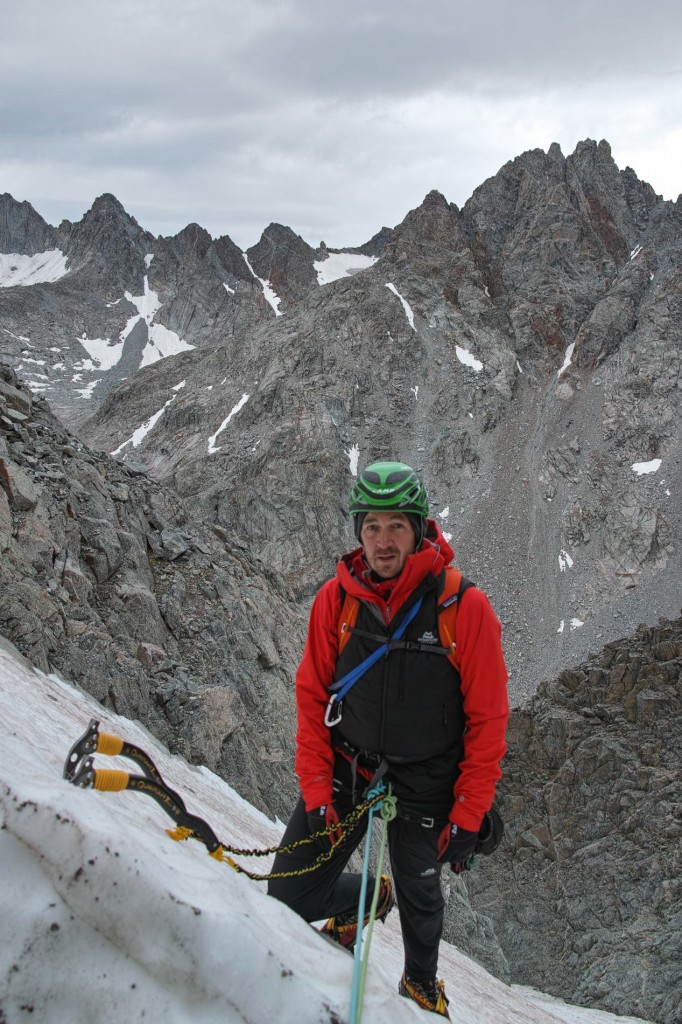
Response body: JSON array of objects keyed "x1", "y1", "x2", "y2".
[
  {"x1": 468, "y1": 613, "x2": 682, "y2": 1024},
  {"x1": 0, "y1": 192, "x2": 351, "y2": 428}
]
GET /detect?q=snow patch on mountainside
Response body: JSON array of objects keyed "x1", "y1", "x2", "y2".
[
  {"x1": 111, "y1": 381, "x2": 186, "y2": 455},
  {"x1": 315, "y1": 252, "x2": 378, "y2": 284},
  {"x1": 559, "y1": 551, "x2": 574, "y2": 572},
  {"x1": 557, "y1": 618, "x2": 585, "y2": 634},
  {"x1": 632, "y1": 459, "x2": 662, "y2": 476},
  {"x1": 346, "y1": 443, "x2": 361, "y2": 475},
  {"x1": 0, "y1": 249, "x2": 69, "y2": 287},
  {"x1": 78, "y1": 334, "x2": 125, "y2": 371},
  {"x1": 386, "y1": 282, "x2": 416, "y2": 330},
  {"x1": 75, "y1": 379, "x2": 101, "y2": 400},
  {"x1": 456, "y1": 345, "x2": 483, "y2": 372},
  {"x1": 558, "y1": 343, "x2": 575, "y2": 378},
  {"x1": 243, "y1": 254, "x2": 283, "y2": 316},
  {"x1": 122, "y1": 277, "x2": 195, "y2": 366},
  {"x1": 142, "y1": 322, "x2": 194, "y2": 367},
  {"x1": 208, "y1": 392, "x2": 251, "y2": 454}
]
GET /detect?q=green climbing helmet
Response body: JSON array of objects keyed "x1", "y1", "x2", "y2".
[{"x1": 349, "y1": 461, "x2": 429, "y2": 517}]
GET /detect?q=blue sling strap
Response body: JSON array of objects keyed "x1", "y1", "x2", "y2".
[{"x1": 324, "y1": 596, "x2": 424, "y2": 726}]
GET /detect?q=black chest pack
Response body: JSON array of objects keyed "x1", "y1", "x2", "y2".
[{"x1": 324, "y1": 567, "x2": 474, "y2": 727}]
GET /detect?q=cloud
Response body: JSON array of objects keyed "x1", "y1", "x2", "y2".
[
  {"x1": 251, "y1": 0, "x2": 682, "y2": 98},
  {"x1": 1, "y1": 0, "x2": 681, "y2": 248}
]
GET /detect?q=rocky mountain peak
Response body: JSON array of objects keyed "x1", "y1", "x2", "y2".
[
  {"x1": 90, "y1": 191, "x2": 131, "y2": 215},
  {"x1": 386, "y1": 188, "x2": 465, "y2": 256},
  {"x1": 620, "y1": 166, "x2": 665, "y2": 233},
  {"x1": 570, "y1": 136, "x2": 617, "y2": 174},
  {"x1": 547, "y1": 140, "x2": 565, "y2": 163},
  {"x1": 166, "y1": 221, "x2": 214, "y2": 257},
  {"x1": 63, "y1": 192, "x2": 152, "y2": 246},
  {"x1": 352, "y1": 224, "x2": 394, "y2": 256},
  {"x1": 245, "y1": 222, "x2": 319, "y2": 302},
  {"x1": 455, "y1": 138, "x2": 673, "y2": 369},
  {"x1": 151, "y1": 222, "x2": 250, "y2": 288},
  {"x1": 565, "y1": 139, "x2": 637, "y2": 262},
  {"x1": 258, "y1": 222, "x2": 309, "y2": 248},
  {"x1": 0, "y1": 193, "x2": 57, "y2": 255},
  {"x1": 44, "y1": 196, "x2": 158, "y2": 310}
]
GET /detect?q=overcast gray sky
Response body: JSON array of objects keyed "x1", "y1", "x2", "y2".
[{"x1": 2, "y1": 0, "x2": 681, "y2": 249}]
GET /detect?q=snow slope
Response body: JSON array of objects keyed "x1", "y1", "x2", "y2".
[
  {"x1": 0, "y1": 638, "x2": 653, "y2": 1024},
  {"x1": 0, "y1": 250, "x2": 68, "y2": 287},
  {"x1": 314, "y1": 253, "x2": 378, "y2": 285}
]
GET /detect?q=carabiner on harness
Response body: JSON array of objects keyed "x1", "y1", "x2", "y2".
[{"x1": 324, "y1": 694, "x2": 343, "y2": 727}]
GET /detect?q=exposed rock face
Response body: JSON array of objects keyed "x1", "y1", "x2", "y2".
[
  {"x1": 0, "y1": 193, "x2": 58, "y2": 254},
  {"x1": 71, "y1": 139, "x2": 681, "y2": 702},
  {"x1": 246, "y1": 223, "x2": 319, "y2": 304},
  {"x1": 467, "y1": 614, "x2": 682, "y2": 1024},
  {"x1": 0, "y1": 364, "x2": 304, "y2": 820},
  {"x1": 461, "y1": 140, "x2": 660, "y2": 369}
]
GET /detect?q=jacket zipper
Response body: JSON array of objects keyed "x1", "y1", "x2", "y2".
[
  {"x1": 380, "y1": 603, "x2": 391, "y2": 749},
  {"x1": 380, "y1": 646, "x2": 389, "y2": 751}
]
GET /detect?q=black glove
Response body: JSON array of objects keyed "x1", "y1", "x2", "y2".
[
  {"x1": 437, "y1": 822, "x2": 479, "y2": 870},
  {"x1": 307, "y1": 804, "x2": 342, "y2": 850},
  {"x1": 477, "y1": 808, "x2": 504, "y2": 856},
  {"x1": 438, "y1": 809, "x2": 505, "y2": 872}
]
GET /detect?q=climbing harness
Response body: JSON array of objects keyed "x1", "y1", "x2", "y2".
[
  {"x1": 349, "y1": 781, "x2": 397, "y2": 1024},
  {"x1": 63, "y1": 718, "x2": 383, "y2": 880}
]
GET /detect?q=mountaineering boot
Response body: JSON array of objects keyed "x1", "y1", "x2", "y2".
[
  {"x1": 320, "y1": 874, "x2": 394, "y2": 949},
  {"x1": 398, "y1": 971, "x2": 451, "y2": 1019}
]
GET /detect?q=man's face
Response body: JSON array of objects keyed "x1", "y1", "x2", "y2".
[{"x1": 360, "y1": 511, "x2": 416, "y2": 579}]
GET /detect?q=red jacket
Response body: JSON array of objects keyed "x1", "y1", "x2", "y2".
[{"x1": 294, "y1": 521, "x2": 509, "y2": 832}]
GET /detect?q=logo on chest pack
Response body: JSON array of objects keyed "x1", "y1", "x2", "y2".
[{"x1": 416, "y1": 630, "x2": 438, "y2": 645}]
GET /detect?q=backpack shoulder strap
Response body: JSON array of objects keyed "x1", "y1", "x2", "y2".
[
  {"x1": 437, "y1": 567, "x2": 475, "y2": 672},
  {"x1": 337, "y1": 584, "x2": 361, "y2": 655},
  {"x1": 337, "y1": 569, "x2": 475, "y2": 665}
]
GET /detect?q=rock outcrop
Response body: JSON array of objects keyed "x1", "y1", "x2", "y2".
[
  {"x1": 0, "y1": 364, "x2": 304, "y2": 820},
  {"x1": 467, "y1": 614, "x2": 682, "y2": 1024},
  {"x1": 0, "y1": 193, "x2": 59, "y2": 254}
]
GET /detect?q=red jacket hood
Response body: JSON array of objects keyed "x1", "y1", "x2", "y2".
[{"x1": 337, "y1": 518, "x2": 455, "y2": 609}]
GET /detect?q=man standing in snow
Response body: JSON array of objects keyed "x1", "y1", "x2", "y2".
[{"x1": 268, "y1": 461, "x2": 509, "y2": 1019}]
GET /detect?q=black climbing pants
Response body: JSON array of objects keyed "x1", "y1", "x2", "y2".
[{"x1": 268, "y1": 763, "x2": 447, "y2": 980}]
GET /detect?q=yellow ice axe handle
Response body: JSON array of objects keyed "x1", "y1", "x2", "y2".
[
  {"x1": 92, "y1": 769, "x2": 129, "y2": 792},
  {"x1": 96, "y1": 733, "x2": 124, "y2": 757}
]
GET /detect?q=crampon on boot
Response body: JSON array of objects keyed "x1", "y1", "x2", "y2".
[
  {"x1": 399, "y1": 970, "x2": 450, "y2": 1019},
  {"x1": 319, "y1": 873, "x2": 394, "y2": 950}
]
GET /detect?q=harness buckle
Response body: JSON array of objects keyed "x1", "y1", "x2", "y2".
[{"x1": 324, "y1": 695, "x2": 343, "y2": 727}]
